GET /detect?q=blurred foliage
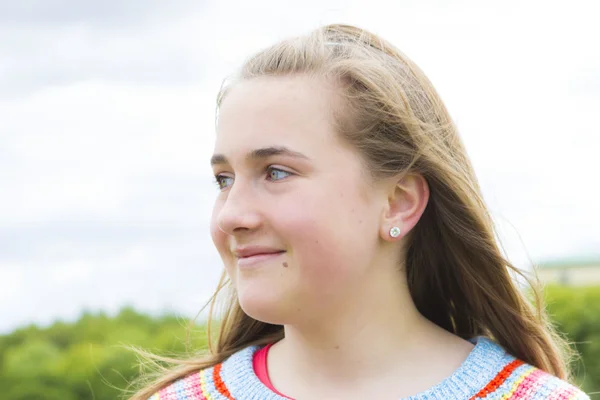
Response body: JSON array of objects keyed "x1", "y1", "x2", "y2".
[
  {"x1": 0, "y1": 307, "x2": 207, "y2": 400},
  {"x1": 0, "y1": 286, "x2": 598, "y2": 399},
  {"x1": 543, "y1": 285, "x2": 600, "y2": 394}
]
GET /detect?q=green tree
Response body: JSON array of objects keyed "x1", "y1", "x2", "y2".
[{"x1": 544, "y1": 285, "x2": 600, "y2": 393}]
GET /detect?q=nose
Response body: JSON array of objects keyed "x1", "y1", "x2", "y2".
[{"x1": 215, "y1": 179, "x2": 262, "y2": 236}]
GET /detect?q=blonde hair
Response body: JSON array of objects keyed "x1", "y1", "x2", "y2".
[{"x1": 128, "y1": 23, "x2": 575, "y2": 399}]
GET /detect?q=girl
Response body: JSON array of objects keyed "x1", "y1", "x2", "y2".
[{"x1": 131, "y1": 24, "x2": 589, "y2": 399}]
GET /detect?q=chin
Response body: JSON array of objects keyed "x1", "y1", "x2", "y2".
[{"x1": 237, "y1": 289, "x2": 294, "y2": 325}]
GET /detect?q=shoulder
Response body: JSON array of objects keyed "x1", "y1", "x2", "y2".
[
  {"x1": 476, "y1": 340, "x2": 589, "y2": 399},
  {"x1": 484, "y1": 362, "x2": 589, "y2": 399},
  {"x1": 466, "y1": 337, "x2": 590, "y2": 399},
  {"x1": 147, "y1": 362, "x2": 235, "y2": 400},
  {"x1": 147, "y1": 345, "x2": 271, "y2": 400},
  {"x1": 147, "y1": 369, "x2": 208, "y2": 400}
]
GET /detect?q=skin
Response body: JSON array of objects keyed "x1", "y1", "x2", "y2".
[{"x1": 210, "y1": 75, "x2": 474, "y2": 399}]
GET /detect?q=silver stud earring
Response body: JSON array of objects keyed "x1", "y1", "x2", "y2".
[{"x1": 389, "y1": 226, "x2": 401, "y2": 238}]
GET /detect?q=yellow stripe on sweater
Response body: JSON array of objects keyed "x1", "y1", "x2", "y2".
[
  {"x1": 199, "y1": 368, "x2": 215, "y2": 400},
  {"x1": 501, "y1": 366, "x2": 537, "y2": 399}
]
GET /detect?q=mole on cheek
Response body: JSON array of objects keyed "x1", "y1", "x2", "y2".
[{"x1": 282, "y1": 262, "x2": 289, "y2": 268}]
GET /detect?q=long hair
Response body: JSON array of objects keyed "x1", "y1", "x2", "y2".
[{"x1": 128, "y1": 23, "x2": 575, "y2": 399}]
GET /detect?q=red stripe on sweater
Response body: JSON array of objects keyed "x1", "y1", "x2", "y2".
[
  {"x1": 470, "y1": 359, "x2": 525, "y2": 399},
  {"x1": 213, "y1": 363, "x2": 236, "y2": 400}
]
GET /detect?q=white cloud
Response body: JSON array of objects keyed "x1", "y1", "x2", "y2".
[{"x1": 0, "y1": 81, "x2": 219, "y2": 224}]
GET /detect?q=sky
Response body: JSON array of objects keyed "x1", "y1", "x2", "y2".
[{"x1": 1, "y1": 0, "x2": 599, "y2": 334}]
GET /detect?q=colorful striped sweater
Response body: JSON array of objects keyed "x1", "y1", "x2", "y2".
[{"x1": 148, "y1": 336, "x2": 590, "y2": 399}]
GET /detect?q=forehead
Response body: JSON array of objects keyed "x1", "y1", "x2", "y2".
[{"x1": 215, "y1": 76, "x2": 340, "y2": 153}]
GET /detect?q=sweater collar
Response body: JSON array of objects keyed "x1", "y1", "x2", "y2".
[{"x1": 219, "y1": 336, "x2": 511, "y2": 400}]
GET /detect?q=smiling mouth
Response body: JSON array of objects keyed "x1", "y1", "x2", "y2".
[{"x1": 237, "y1": 251, "x2": 286, "y2": 267}]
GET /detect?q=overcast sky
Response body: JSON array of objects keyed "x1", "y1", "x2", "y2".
[{"x1": 1, "y1": 0, "x2": 598, "y2": 334}]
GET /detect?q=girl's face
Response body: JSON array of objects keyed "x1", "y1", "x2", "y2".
[{"x1": 210, "y1": 76, "x2": 385, "y2": 324}]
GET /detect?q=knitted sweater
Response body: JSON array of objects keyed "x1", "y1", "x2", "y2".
[{"x1": 148, "y1": 336, "x2": 590, "y2": 399}]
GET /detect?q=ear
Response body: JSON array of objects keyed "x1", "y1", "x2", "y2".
[{"x1": 379, "y1": 173, "x2": 430, "y2": 242}]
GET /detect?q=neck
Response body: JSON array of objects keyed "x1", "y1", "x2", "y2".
[
  {"x1": 277, "y1": 297, "x2": 428, "y2": 379},
  {"x1": 267, "y1": 260, "x2": 456, "y2": 394}
]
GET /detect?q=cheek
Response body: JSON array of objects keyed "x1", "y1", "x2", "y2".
[
  {"x1": 277, "y1": 185, "x2": 378, "y2": 284},
  {"x1": 209, "y1": 203, "x2": 231, "y2": 263},
  {"x1": 209, "y1": 204, "x2": 221, "y2": 245}
]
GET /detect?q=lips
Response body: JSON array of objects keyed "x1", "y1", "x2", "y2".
[
  {"x1": 233, "y1": 246, "x2": 286, "y2": 268},
  {"x1": 234, "y1": 246, "x2": 285, "y2": 259}
]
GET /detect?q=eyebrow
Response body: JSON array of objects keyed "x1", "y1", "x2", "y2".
[{"x1": 210, "y1": 146, "x2": 310, "y2": 166}]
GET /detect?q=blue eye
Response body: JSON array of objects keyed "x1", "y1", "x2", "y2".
[
  {"x1": 214, "y1": 168, "x2": 291, "y2": 190},
  {"x1": 214, "y1": 174, "x2": 233, "y2": 190},
  {"x1": 267, "y1": 167, "x2": 291, "y2": 181}
]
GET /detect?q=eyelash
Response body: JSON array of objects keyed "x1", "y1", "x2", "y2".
[{"x1": 213, "y1": 166, "x2": 293, "y2": 191}]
